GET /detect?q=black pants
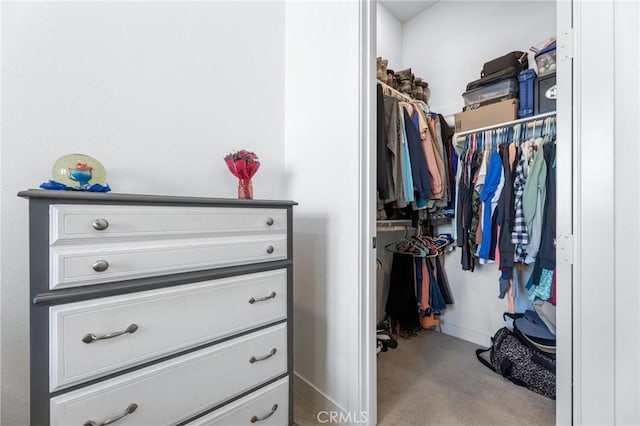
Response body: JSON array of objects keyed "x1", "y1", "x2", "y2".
[{"x1": 386, "y1": 253, "x2": 420, "y2": 330}]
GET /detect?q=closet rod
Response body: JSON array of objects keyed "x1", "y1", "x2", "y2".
[
  {"x1": 377, "y1": 79, "x2": 422, "y2": 104},
  {"x1": 454, "y1": 111, "x2": 556, "y2": 138},
  {"x1": 377, "y1": 219, "x2": 413, "y2": 228}
]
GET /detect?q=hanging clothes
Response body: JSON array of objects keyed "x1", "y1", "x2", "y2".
[
  {"x1": 497, "y1": 142, "x2": 517, "y2": 269},
  {"x1": 427, "y1": 115, "x2": 448, "y2": 202},
  {"x1": 478, "y1": 148, "x2": 504, "y2": 263},
  {"x1": 415, "y1": 107, "x2": 443, "y2": 199},
  {"x1": 432, "y1": 255, "x2": 454, "y2": 305},
  {"x1": 384, "y1": 228, "x2": 455, "y2": 333},
  {"x1": 386, "y1": 253, "x2": 420, "y2": 331},
  {"x1": 453, "y1": 115, "x2": 557, "y2": 320},
  {"x1": 383, "y1": 95, "x2": 403, "y2": 203},
  {"x1": 401, "y1": 104, "x2": 432, "y2": 204},
  {"x1": 441, "y1": 114, "x2": 457, "y2": 218},
  {"x1": 376, "y1": 84, "x2": 390, "y2": 200},
  {"x1": 426, "y1": 257, "x2": 446, "y2": 312},
  {"x1": 398, "y1": 108, "x2": 415, "y2": 207},
  {"x1": 511, "y1": 141, "x2": 532, "y2": 262},
  {"x1": 532, "y1": 142, "x2": 557, "y2": 286},
  {"x1": 376, "y1": 81, "x2": 456, "y2": 222},
  {"x1": 433, "y1": 116, "x2": 451, "y2": 207},
  {"x1": 416, "y1": 257, "x2": 430, "y2": 311},
  {"x1": 523, "y1": 137, "x2": 548, "y2": 264}
]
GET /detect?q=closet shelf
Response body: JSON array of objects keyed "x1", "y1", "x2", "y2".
[
  {"x1": 376, "y1": 217, "x2": 453, "y2": 232},
  {"x1": 430, "y1": 216, "x2": 452, "y2": 226},
  {"x1": 377, "y1": 220, "x2": 413, "y2": 232},
  {"x1": 454, "y1": 111, "x2": 556, "y2": 138},
  {"x1": 377, "y1": 79, "x2": 426, "y2": 105},
  {"x1": 376, "y1": 217, "x2": 450, "y2": 232}
]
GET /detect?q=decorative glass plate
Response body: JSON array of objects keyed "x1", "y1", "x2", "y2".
[{"x1": 51, "y1": 153, "x2": 108, "y2": 190}]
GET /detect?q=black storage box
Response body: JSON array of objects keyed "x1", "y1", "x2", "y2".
[
  {"x1": 466, "y1": 67, "x2": 521, "y2": 92},
  {"x1": 462, "y1": 77, "x2": 518, "y2": 111},
  {"x1": 535, "y1": 72, "x2": 556, "y2": 114}
]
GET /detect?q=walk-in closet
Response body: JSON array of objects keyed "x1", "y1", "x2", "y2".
[{"x1": 374, "y1": 1, "x2": 563, "y2": 424}]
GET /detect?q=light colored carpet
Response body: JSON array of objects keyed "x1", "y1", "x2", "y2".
[
  {"x1": 294, "y1": 390, "x2": 324, "y2": 426},
  {"x1": 295, "y1": 330, "x2": 555, "y2": 425},
  {"x1": 376, "y1": 330, "x2": 556, "y2": 426}
]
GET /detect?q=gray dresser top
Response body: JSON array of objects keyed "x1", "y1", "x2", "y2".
[{"x1": 18, "y1": 189, "x2": 297, "y2": 207}]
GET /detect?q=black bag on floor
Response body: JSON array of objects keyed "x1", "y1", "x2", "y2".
[{"x1": 476, "y1": 324, "x2": 556, "y2": 399}]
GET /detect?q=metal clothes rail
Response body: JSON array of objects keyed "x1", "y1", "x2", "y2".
[
  {"x1": 454, "y1": 111, "x2": 556, "y2": 142},
  {"x1": 376, "y1": 220, "x2": 413, "y2": 233}
]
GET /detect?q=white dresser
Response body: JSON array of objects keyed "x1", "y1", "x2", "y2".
[{"x1": 19, "y1": 190, "x2": 296, "y2": 426}]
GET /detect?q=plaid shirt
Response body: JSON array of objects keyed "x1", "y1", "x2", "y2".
[{"x1": 511, "y1": 152, "x2": 529, "y2": 262}]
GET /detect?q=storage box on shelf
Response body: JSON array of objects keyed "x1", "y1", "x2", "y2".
[
  {"x1": 535, "y1": 72, "x2": 557, "y2": 115},
  {"x1": 462, "y1": 77, "x2": 518, "y2": 111},
  {"x1": 19, "y1": 190, "x2": 296, "y2": 426},
  {"x1": 518, "y1": 69, "x2": 537, "y2": 118},
  {"x1": 534, "y1": 44, "x2": 557, "y2": 77},
  {"x1": 454, "y1": 98, "x2": 518, "y2": 133}
]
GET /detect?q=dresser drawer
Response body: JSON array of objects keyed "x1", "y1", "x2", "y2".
[
  {"x1": 50, "y1": 205, "x2": 287, "y2": 244},
  {"x1": 187, "y1": 377, "x2": 289, "y2": 426},
  {"x1": 50, "y1": 324, "x2": 287, "y2": 426},
  {"x1": 49, "y1": 269, "x2": 287, "y2": 391},
  {"x1": 50, "y1": 234, "x2": 286, "y2": 289}
]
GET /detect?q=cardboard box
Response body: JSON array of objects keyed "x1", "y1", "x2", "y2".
[{"x1": 454, "y1": 98, "x2": 518, "y2": 133}]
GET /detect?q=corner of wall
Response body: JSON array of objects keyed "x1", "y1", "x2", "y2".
[
  {"x1": 293, "y1": 373, "x2": 346, "y2": 419},
  {"x1": 0, "y1": 2, "x2": 3, "y2": 423}
]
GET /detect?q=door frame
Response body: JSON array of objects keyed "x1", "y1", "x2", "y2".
[
  {"x1": 357, "y1": 0, "x2": 377, "y2": 424},
  {"x1": 555, "y1": 0, "x2": 575, "y2": 424},
  {"x1": 358, "y1": 1, "x2": 576, "y2": 424}
]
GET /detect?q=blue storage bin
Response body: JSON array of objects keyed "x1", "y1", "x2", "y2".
[
  {"x1": 534, "y1": 44, "x2": 557, "y2": 77},
  {"x1": 518, "y1": 69, "x2": 536, "y2": 118}
]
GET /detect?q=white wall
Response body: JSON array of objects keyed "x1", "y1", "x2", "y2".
[
  {"x1": 376, "y1": 3, "x2": 403, "y2": 71},
  {"x1": 285, "y1": 0, "x2": 363, "y2": 418},
  {"x1": 395, "y1": 1, "x2": 556, "y2": 345},
  {"x1": 403, "y1": 1, "x2": 556, "y2": 117},
  {"x1": 0, "y1": 2, "x2": 285, "y2": 424}
]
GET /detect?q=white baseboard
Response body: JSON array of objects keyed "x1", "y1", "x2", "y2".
[
  {"x1": 440, "y1": 322, "x2": 492, "y2": 347},
  {"x1": 293, "y1": 371, "x2": 346, "y2": 415}
]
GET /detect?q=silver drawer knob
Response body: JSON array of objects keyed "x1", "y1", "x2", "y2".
[
  {"x1": 266, "y1": 217, "x2": 274, "y2": 226},
  {"x1": 266, "y1": 246, "x2": 274, "y2": 254},
  {"x1": 92, "y1": 260, "x2": 109, "y2": 272},
  {"x1": 84, "y1": 403, "x2": 138, "y2": 426},
  {"x1": 92, "y1": 218, "x2": 109, "y2": 231}
]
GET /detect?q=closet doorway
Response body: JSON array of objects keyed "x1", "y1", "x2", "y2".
[{"x1": 366, "y1": 1, "x2": 574, "y2": 424}]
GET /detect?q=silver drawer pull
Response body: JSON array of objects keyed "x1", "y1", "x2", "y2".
[
  {"x1": 249, "y1": 348, "x2": 277, "y2": 364},
  {"x1": 266, "y1": 245, "x2": 274, "y2": 254},
  {"x1": 92, "y1": 218, "x2": 110, "y2": 231},
  {"x1": 266, "y1": 217, "x2": 274, "y2": 226},
  {"x1": 92, "y1": 260, "x2": 109, "y2": 272},
  {"x1": 84, "y1": 403, "x2": 138, "y2": 426},
  {"x1": 249, "y1": 292, "x2": 276, "y2": 304},
  {"x1": 82, "y1": 324, "x2": 139, "y2": 344},
  {"x1": 250, "y1": 404, "x2": 278, "y2": 423}
]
